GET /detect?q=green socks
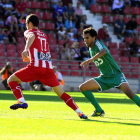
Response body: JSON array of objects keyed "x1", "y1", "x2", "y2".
[
  {"x1": 82, "y1": 90, "x2": 102, "y2": 112},
  {"x1": 132, "y1": 95, "x2": 140, "y2": 107}
]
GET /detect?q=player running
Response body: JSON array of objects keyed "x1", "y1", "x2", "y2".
[
  {"x1": 7, "y1": 14, "x2": 87, "y2": 119},
  {"x1": 79, "y1": 27, "x2": 140, "y2": 117}
]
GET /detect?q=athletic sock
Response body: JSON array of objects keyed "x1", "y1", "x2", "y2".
[
  {"x1": 82, "y1": 90, "x2": 102, "y2": 112},
  {"x1": 132, "y1": 94, "x2": 140, "y2": 107},
  {"x1": 8, "y1": 81, "x2": 26, "y2": 103},
  {"x1": 60, "y1": 93, "x2": 79, "y2": 111}
]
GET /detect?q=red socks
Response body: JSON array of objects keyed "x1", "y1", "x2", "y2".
[
  {"x1": 60, "y1": 93, "x2": 78, "y2": 111},
  {"x1": 8, "y1": 81, "x2": 23, "y2": 100}
]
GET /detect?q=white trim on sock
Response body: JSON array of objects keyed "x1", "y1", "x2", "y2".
[{"x1": 18, "y1": 97, "x2": 26, "y2": 103}]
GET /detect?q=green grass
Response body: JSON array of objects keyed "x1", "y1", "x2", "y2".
[{"x1": 0, "y1": 90, "x2": 140, "y2": 140}]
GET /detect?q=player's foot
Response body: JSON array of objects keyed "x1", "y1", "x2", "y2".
[
  {"x1": 90, "y1": 110, "x2": 105, "y2": 117},
  {"x1": 10, "y1": 101, "x2": 28, "y2": 110},
  {"x1": 78, "y1": 112, "x2": 88, "y2": 119}
]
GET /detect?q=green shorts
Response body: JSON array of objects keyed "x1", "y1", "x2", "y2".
[{"x1": 93, "y1": 73, "x2": 128, "y2": 91}]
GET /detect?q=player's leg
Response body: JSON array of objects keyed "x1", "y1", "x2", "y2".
[
  {"x1": 119, "y1": 83, "x2": 140, "y2": 107},
  {"x1": 52, "y1": 85, "x2": 87, "y2": 119},
  {"x1": 7, "y1": 74, "x2": 28, "y2": 109},
  {"x1": 79, "y1": 78, "x2": 104, "y2": 116}
]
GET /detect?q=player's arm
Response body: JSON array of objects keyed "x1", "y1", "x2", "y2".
[
  {"x1": 80, "y1": 48, "x2": 106, "y2": 67},
  {"x1": 22, "y1": 33, "x2": 35, "y2": 59}
]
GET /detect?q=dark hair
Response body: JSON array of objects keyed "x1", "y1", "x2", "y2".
[
  {"x1": 132, "y1": 15, "x2": 136, "y2": 19},
  {"x1": 83, "y1": 27, "x2": 97, "y2": 38},
  {"x1": 63, "y1": 41, "x2": 68, "y2": 48},
  {"x1": 26, "y1": 14, "x2": 39, "y2": 27}
]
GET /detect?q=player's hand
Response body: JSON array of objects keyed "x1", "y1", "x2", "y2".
[
  {"x1": 80, "y1": 58, "x2": 93, "y2": 68},
  {"x1": 22, "y1": 50, "x2": 28, "y2": 59}
]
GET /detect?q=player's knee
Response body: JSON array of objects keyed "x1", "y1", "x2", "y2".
[{"x1": 79, "y1": 84, "x2": 86, "y2": 92}]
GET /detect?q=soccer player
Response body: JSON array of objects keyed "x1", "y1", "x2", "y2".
[
  {"x1": 7, "y1": 14, "x2": 87, "y2": 119},
  {"x1": 79, "y1": 27, "x2": 140, "y2": 116}
]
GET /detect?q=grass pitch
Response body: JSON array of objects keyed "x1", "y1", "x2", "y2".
[{"x1": 0, "y1": 90, "x2": 140, "y2": 140}]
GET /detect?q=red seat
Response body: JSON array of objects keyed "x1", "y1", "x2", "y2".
[
  {"x1": 0, "y1": 58, "x2": 6, "y2": 69},
  {"x1": 60, "y1": 70, "x2": 69, "y2": 76},
  {"x1": 51, "y1": 52, "x2": 57, "y2": 59},
  {"x1": 7, "y1": 50, "x2": 16, "y2": 57},
  {"x1": 58, "y1": 40, "x2": 66, "y2": 46},
  {"x1": 79, "y1": 41, "x2": 85, "y2": 47},
  {"x1": 70, "y1": 61, "x2": 79, "y2": 70},
  {"x1": 123, "y1": 72, "x2": 131, "y2": 78},
  {"x1": 113, "y1": 16, "x2": 119, "y2": 23},
  {"x1": 101, "y1": 5, "x2": 110, "y2": 13},
  {"x1": 17, "y1": 44, "x2": 25, "y2": 51},
  {"x1": 39, "y1": 22, "x2": 45, "y2": 29},
  {"x1": 17, "y1": 50, "x2": 23, "y2": 57},
  {"x1": 132, "y1": 7, "x2": 140, "y2": 15},
  {"x1": 45, "y1": 23, "x2": 54, "y2": 30},
  {"x1": 70, "y1": 71, "x2": 80, "y2": 76},
  {"x1": 109, "y1": 42, "x2": 117, "y2": 49},
  {"x1": 91, "y1": 5, "x2": 100, "y2": 13},
  {"x1": 43, "y1": 12, "x2": 52, "y2": 19},
  {"x1": 81, "y1": 71, "x2": 90, "y2": 77},
  {"x1": 40, "y1": 2, "x2": 50, "y2": 9},
  {"x1": 33, "y1": 11, "x2": 42, "y2": 19},
  {"x1": 17, "y1": 37, "x2": 25, "y2": 44},
  {"x1": 16, "y1": 31, "x2": 23, "y2": 37},
  {"x1": 131, "y1": 57, "x2": 139, "y2": 64},
  {"x1": 69, "y1": 40, "x2": 76, "y2": 47},
  {"x1": 24, "y1": 1, "x2": 30, "y2": 8},
  {"x1": 91, "y1": 72, "x2": 100, "y2": 77},
  {"x1": 49, "y1": 45, "x2": 58, "y2": 52},
  {"x1": 0, "y1": 44, "x2": 5, "y2": 50},
  {"x1": 48, "y1": 39, "x2": 57, "y2": 45},
  {"x1": 124, "y1": 17, "x2": 131, "y2": 24},
  {"x1": 136, "y1": 17, "x2": 140, "y2": 25},
  {"x1": 6, "y1": 44, "x2": 15, "y2": 50},
  {"x1": 112, "y1": 55, "x2": 119, "y2": 63},
  {"x1": 30, "y1": 1, "x2": 40, "y2": 9},
  {"x1": 18, "y1": 63, "x2": 27, "y2": 69},
  {"x1": 124, "y1": 7, "x2": 130, "y2": 14},
  {"x1": 110, "y1": 49, "x2": 118, "y2": 56},
  {"x1": 119, "y1": 42, "x2": 126, "y2": 49},
  {"x1": 7, "y1": 58, "x2": 17, "y2": 67},
  {"x1": 136, "y1": 38, "x2": 140, "y2": 45},
  {"x1": 46, "y1": 33, "x2": 55, "y2": 40},
  {"x1": 0, "y1": 49, "x2": 6, "y2": 57},
  {"x1": 120, "y1": 57, "x2": 129, "y2": 69},
  {"x1": 125, "y1": 37, "x2": 133, "y2": 44},
  {"x1": 102, "y1": 15, "x2": 112, "y2": 23}
]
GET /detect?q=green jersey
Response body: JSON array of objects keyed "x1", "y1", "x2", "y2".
[{"x1": 89, "y1": 39, "x2": 122, "y2": 76}]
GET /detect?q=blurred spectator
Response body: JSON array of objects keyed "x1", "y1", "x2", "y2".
[
  {"x1": 115, "y1": 14, "x2": 126, "y2": 41},
  {"x1": 61, "y1": 41, "x2": 72, "y2": 60},
  {"x1": 65, "y1": 15, "x2": 77, "y2": 34},
  {"x1": 65, "y1": 2, "x2": 75, "y2": 17},
  {"x1": 122, "y1": 42, "x2": 130, "y2": 57},
  {"x1": 10, "y1": 0, "x2": 17, "y2": 8},
  {"x1": 80, "y1": 43, "x2": 90, "y2": 60},
  {"x1": 71, "y1": 42, "x2": 81, "y2": 60},
  {"x1": 53, "y1": 66, "x2": 64, "y2": 87},
  {"x1": 56, "y1": 15, "x2": 64, "y2": 30},
  {"x1": 0, "y1": 28, "x2": 9, "y2": 44},
  {"x1": 0, "y1": 62, "x2": 14, "y2": 90},
  {"x1": 15, "y1": 0, "x2": 27, "y2": 15},
  {"x1": 97, "y1": 24, "x2": 112, "y2": 43},
  {"x1": 74, "y1": 2, "x2": 83, "y2": 28},
  {"x1": 8, "y1": 32, "x2": 17, "y2": 44},
  {"x1": 77, "y1": 22, "x2": 84, "y2": 41},
  {"x1": 1, "y1": 0, "x2": 14, "y2": 16},
  {"x1": 124, "y1": 0, "x2": 131, "y2": 7},
  {"x1": 61, "y1": 0, "x2": 72, "y2": 7},
  {"x1": 54, "y1": 0, "x2": 66, "y2": 19},
  {"x1": 46, "y1": 0, "x2": 59, "y2": 9},
  {"x1": 125, "y1": 15, "x2": 138, "y2": 38},
  {"x1": 81, "y1": 15, "x2": 88, "y2": 28},
  {"x1": 29, "y1": 80, "x2": 46, "y2": 91},
  {"x1": 131, "y1": 0, "x2": 140, "y2": 7},
  {"x1": 82, "y1": 0, "x2": 96, "y2": 10},
  {"x1": 112, "y1": 0, "x2": 125, "y2": 14},
  {"x1": 5, "y1": 13, "x2": 18, "y2": 32},
  {"x1": 17, "y1": 11, "x2": 26, "y2": 32},
  {"x1": 68, "y1": 27, "x2": 78, "y2": 41},
  {"x1": 130, "y1": 38, "x2": 139, "y2": 56},
  {"x1": 58, "y1": 26, "x2": 67, "y2": 40}
]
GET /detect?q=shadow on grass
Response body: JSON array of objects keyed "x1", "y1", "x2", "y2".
[
  {"x1": 81, "y1": 118, "x2": 140, "y2": 126},
  {"x1": 0, "y1": 92, "x2": 135, "y2": 105}
]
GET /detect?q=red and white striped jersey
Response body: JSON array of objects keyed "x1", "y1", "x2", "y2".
[{"x1": 24, "y1": 29, "x2": 53, "y2": 69}]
